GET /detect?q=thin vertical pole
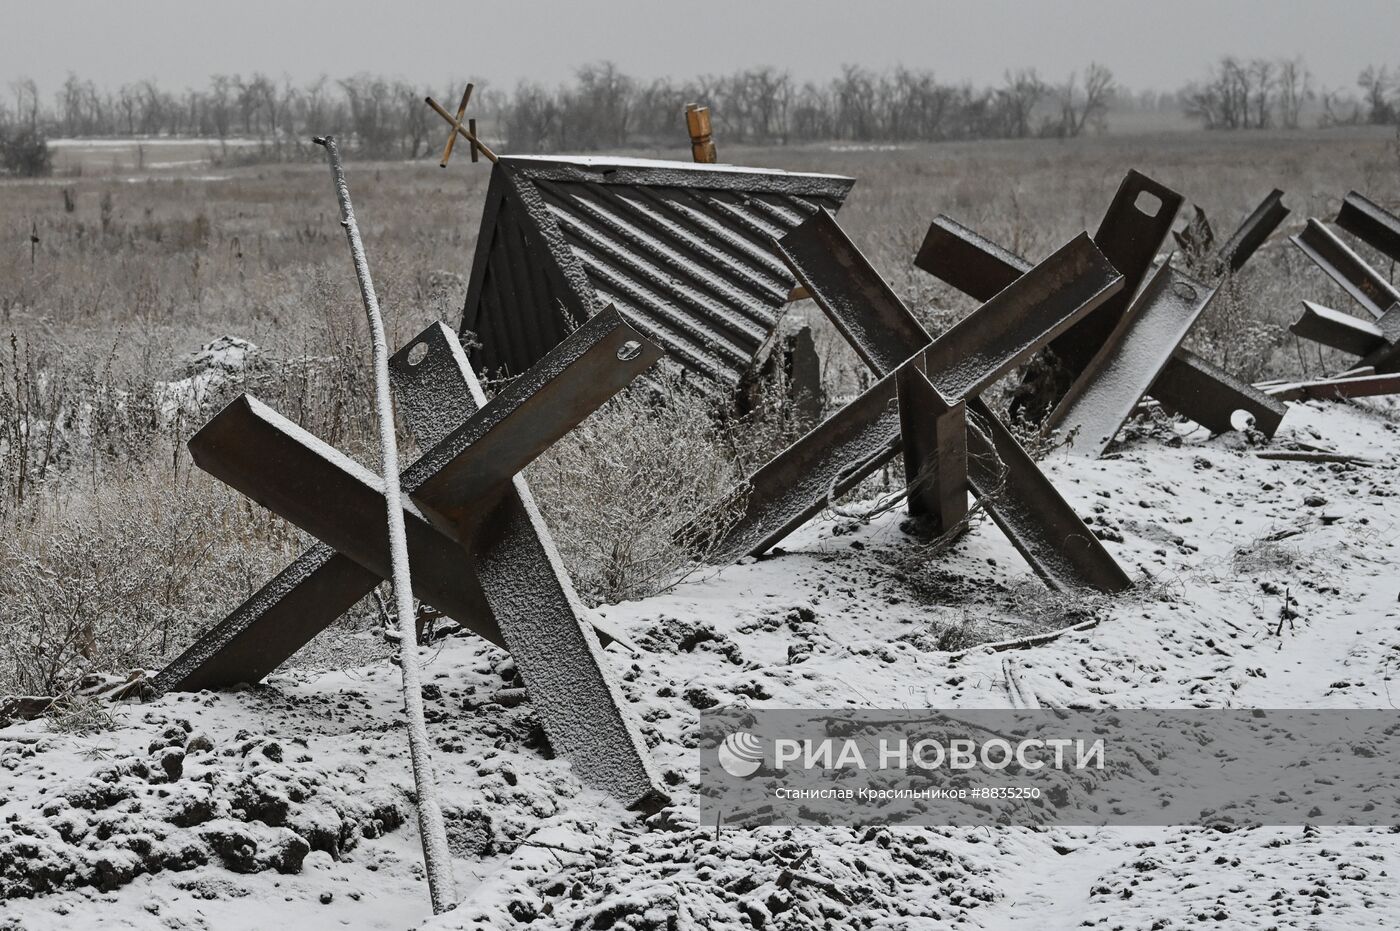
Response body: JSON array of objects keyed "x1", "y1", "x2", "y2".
[{"x1": 313, "y1": 135, "x2": 456, "y2": 915}]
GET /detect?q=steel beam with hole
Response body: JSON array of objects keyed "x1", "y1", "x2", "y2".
[
  {"x1": 1045, "y1": 261, "x2": 1217, "y2": 458},
  {"x1": 1336, "y1": 191, "x2": 1400, "y2": 264},
  {"x1": 1292, "y1": 218, "x2": 1400, "y2": 320},
  {"x1": 1054, "y1": 170, "x2": 1183, "y2": 377},
  {"x1": 159, "y1": 308, "x2": 667, "y2": 811},
  {"x1": 774, "y1": 213, "x2": 1130, "y2": 592},
  {"x1": 915, "y1": 213, "x2": 1286, "y2": 438},
  {"x1": 1147, "y1": 349, "x2": 1285, "y2": 436}
]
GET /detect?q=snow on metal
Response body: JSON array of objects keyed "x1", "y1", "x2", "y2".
[{"x1": 460, "y1": 155, "x2": 854, "y2": 396}]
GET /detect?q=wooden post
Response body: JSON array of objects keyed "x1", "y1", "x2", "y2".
[{"x1": 685, "y1": 103, "x2": 717, "y2": 163}]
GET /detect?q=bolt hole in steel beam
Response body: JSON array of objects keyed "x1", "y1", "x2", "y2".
[{"x1": 160, "y1": 310, "x2": 668, "y2": 810}]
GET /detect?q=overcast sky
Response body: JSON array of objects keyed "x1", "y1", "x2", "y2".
[{"x1": 4, "y1": 0, "x2": 1397, "y2": 97}]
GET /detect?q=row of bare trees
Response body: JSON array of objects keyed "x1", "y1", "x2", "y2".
[
  {"x1": 5, "y1": 73, "x2": 434, "y2": 158},
  {"x1": 503, "y1": 63, "x2": 1116, "y2": 151},
  {"x1": 3, "y1": 63, "x2": 1116, "y2": 161},
  {"x1": 1181, "y1": 56, "x2": 1400, "y2": 130}
]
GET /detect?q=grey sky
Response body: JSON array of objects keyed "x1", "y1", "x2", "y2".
[{"x1": 4, "y1": 0, "x2": 1397, "y2": 97}]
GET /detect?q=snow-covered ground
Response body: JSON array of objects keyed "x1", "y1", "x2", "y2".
[{"x1": 2, "y1": 395, "x2": 1398, "y2": 930}]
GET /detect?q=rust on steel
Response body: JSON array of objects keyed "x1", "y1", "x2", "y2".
[
  {"x1": 779, "y1": 214, "x2": 1130, "y2": 592},
  {"x1": 1336, "y1": 191, "x2": 1400, "y2": 264},
  {"x1": 706, "y1": 211, "x2": 1131, "y2": 591},
  {"x1": 914, "y1": 212, "x2": 1286, "y2": 438},
  {"x1": 1292, "y1": 218, "x2": 1400, "y2": 320},
  {"x1": 159, "y1": 310, "x2": 668, "y2": 810},
  {"x1": 1045, "y1": 261, "x2": 1218, "y2": 458}
]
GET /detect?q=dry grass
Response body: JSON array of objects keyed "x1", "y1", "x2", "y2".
[{"x1": 1, "y1": 128, "x2": 1397, "y2": 692}]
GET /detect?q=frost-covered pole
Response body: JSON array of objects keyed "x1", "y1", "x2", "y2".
[{"x1": 313, "y1": 135, "x2": 456, "y2": 914}]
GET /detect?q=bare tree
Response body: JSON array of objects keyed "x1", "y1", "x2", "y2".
[
  {"x1": 1058, "y1": 63, "x2": 1115, "y2": 137},
  {"x1": 1358, "y1": 66, "x2": 1394, "y2": 124}
]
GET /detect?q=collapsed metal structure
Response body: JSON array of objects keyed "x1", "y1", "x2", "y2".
[
  {"x1": 459, "y1": 155, "x2": 854, "y2": 398},
  {"x1": 158, "y1": 149, "x2": 1400, "y2": 815}
]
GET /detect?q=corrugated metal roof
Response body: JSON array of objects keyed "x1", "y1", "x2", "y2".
[{"x1": 460, "y1": 156, "x2": 854, "y2": 396}]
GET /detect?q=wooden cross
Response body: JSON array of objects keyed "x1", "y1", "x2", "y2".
[
  {"x1": 700, "y1": 209, "x2": 1133, "y2": 594},
  {"x1": 425, "y1": 84, "x2": 498, "y2": 166},
  {"x1": 156, "y1": 309, "x2": 667, "y2": 811}
]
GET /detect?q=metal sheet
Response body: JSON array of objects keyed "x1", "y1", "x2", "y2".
[
  {"x1": 1336, "y1": 191, "x2": 1400, "y2": 264},
  {"x1": 912, "y1": 214, "x2": 1283, "y2": 439},
  {"x1": 1292, "y1": 218, "x2": 1400, "y2": 320},
  {"x1": 1217, "y1": 189, "x2": 1289, "y2": 272},
  {"x1": 1148, "y1": 349, "x2": 1286, "y2": 437},
  {"x1": 462, "y1": 156, "x2": 854, "y2": 396},
  {"x1": 1045, "y1": 262, "x2": 1217, "y2": 458}
]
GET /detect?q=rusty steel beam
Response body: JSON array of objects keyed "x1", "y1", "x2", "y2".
[
  {"x1": 1045, "y1": 262, "x2": 1217, "y2": 458},
  {"x1": 1218, "y1": 189, "x2": 1289, "y2": 273},
  {"x1": 158, "y1": 312, "x2": 645, "y2": 694},
  {"x1": 179, "y1": 312, "x2": 668, "y2": 810},
  {"x1": 965, "y1": 398, "x2": 1131, "y2": 593},
  {"x1": 914, "y1": 215, "x2": 1028, "y2": 301},
  {"x1": 1056, "y1": 170, "x2": 1183, "y2": 375},
  {"x1": 393, "y1": 327, "x2": 665, "y2": 812},
  {"x1": 1292, "y1": 218, "x2": 1400, "y2": 320},
  {"x1": 778, "y1": 212, "x2": 1120, "y2": 533},
  {"x1": 772, "y1": 213, "x2": 1130, "y2": 592},
  {"x1": 1291, "y1": 300, "x2": 1389, "y2": 357},
  {"x1": 1336, "y1": 191, "x2": 1400, "y2": 264},
  {"x1": 915, "y1": 213, "x2": 1286, "y2": 439},
  {"x1": 706, "y1": 375, "x2": 904, "y2": 563},
  {"x1": 1147, "y1": 349, "x2": 1286, "y2": 437},
  {"x1": 1264, "y1": 372, "x2": 1400, "y2": 402},
  {"x1": 785, "y1": 212, "x2": 1122, "y2": 398},
  {"x1": 897, "y1": 364, "x2": 969, "y2": 531}
]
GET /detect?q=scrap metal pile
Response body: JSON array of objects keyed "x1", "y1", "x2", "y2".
[{"x1": 156, "y1": 151, "x2": 1400, "y2": 810}]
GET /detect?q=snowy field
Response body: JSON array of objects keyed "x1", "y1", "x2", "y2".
[{"x1": 2, "y1": 392, "x2": 1397, "y2": 930}]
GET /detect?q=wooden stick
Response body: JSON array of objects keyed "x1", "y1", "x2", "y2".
[
  {"x1": 313, "y1": 135, "x2": 457, "y2": 914},
  {"x1": 426, "y1": 94, "x2": 499, "y2": 163},
  {"x1": 439, "y1": 83, "x2": 473, "y2": 167}
]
